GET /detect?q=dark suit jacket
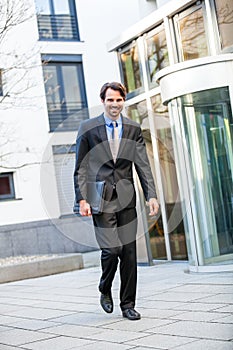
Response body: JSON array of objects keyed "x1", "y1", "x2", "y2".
[{"x1": 74, "y1": 113, "x2": 157, "y2": 210}]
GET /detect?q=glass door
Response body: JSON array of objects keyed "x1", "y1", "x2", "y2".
[{"x1": 180, "y1": 87, "x2": 233, "y2": 260}]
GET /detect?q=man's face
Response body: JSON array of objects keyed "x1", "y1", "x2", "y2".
[{"x1": 101, "y1": 88, "x2": 124, "y2": 120}]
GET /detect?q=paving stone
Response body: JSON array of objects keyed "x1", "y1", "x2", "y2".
[
  {"x1": 139, "y1": 308, "x2": 184, "y2": 319},
  {"x1": 80, "y1": 328, "x2": 149, "y2": 343},
  {"x1": 0, "y1": 345, "x2": 26, "y2": 350},
  {"x1": 172, "y1": 302, "x2": 226, "y2": 312},
  {"x1": 42, "y1": 323, "x2": 102, "y2": 337},
  {"x1": 0, "y1": 329, "x2": 57, "y2": 346},
  {"x1": 169, "y1": 310, "x2": 228, "y2": 322},
  {"x1": 102, "y1": 317, "x2": 177, "y2": 332},
  {"x1": 175, "y1": 339, "x2": 233, "y2": 350},
  {"x1": 0, "y1": 316, "x2": 27, "y2": 325},
  {"x1": 213, "y1": 314, "x2": 233, "y2": 324},
  {"x1": 156, "y1": 320, "x2": 233, "y2": 340},
  {"x1": 48, "y1": 312, "x2": 122, "y2": 327},
  {"x1": 213, "y1": 305, "x2": 233, "y2": 313},
  {"x1": 127, "y1": 333, "x2": 196, "y2": 349},
  {"x1": 149, "y1": 291, "x2": 213, "y2": 302},
  {"x1": 21, "y1": 335, "x2": 92, "y2": 350},
  {"x1": 171, "y1": 284, "x2": 233, "y2": 294},
  {"x1": 139, "y1": 300, "x2": 182, "y2": 309},
  {"x1": 6, "y1": 306, "x2": 75, "y2": 320},
  {"x1": 69, "y1": 342, "x2": 136, "y2": 350},
  {"x1": 198, "y1": 294, "x2": 233, "y2": 304},
  {"x1": 0, "y1": 325, "x2": 14, "y2": 332},
  {"x1": 8, "y1": 319, "x2": 60, "y2": 331}
]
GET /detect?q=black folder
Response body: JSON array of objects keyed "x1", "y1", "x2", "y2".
[{"x1": 87, "y1": 181, "x2": 106, "y2": 215}]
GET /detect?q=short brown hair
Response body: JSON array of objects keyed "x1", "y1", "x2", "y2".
[{"x1": 100, "y1": 82, "x2": 127, "y2": 101}]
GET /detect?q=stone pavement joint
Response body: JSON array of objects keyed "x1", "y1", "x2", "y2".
[{"x1": 0, "y1": 253, "x2": 232, "y2": 349}]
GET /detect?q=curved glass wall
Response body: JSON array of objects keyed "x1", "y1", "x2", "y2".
[{"x1": 175, "y1": 87, "x2": 233, "y2": 263}]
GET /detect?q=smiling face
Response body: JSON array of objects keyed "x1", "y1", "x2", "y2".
[{"x1": 101, "y1": 88, "x2": 124, "y2": 120}]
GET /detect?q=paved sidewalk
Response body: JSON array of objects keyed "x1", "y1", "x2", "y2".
[{"x1": 0, "y1": 252, "x2": 232, "y2": 350}]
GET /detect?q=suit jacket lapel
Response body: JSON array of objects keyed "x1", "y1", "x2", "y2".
[
  {"x1": 96, "y1": 114, "x2": 113, "y2": 160},
  {"x1": 117, "y1": 116, "x2": 130, "y2": 158}
]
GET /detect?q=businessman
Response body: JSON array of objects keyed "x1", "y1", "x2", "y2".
[{"x1": 74, "y1": 82, "x2": 159, "y2": 320}]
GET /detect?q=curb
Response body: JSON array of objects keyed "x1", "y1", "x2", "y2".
[{"x1": 0, "y1": 253, "x2": 84, "y2": 284}]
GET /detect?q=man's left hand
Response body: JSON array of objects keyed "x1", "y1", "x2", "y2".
[{"x1": 148, "y1": 198, "x2": 159, "y2": 216}]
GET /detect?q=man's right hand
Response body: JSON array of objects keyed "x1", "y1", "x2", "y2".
[{"x1": 79, "y1": 200, "x2": 92, "y2": 216}]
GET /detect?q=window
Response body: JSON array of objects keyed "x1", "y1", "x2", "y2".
[
  {"x1": 0, "y1": 173, "x2": 15, "y2": 200},
  {"x1": 151, "y1": 95, "x2": 187, "y2": 260},
  {"x1": 53, "y1": 145, "x2": 76, "y2": 216},
  {"x1": 42, "y1": 55, "x2": 88, "y2": 132},
  {"x1": 35, "y1": 0, "x2": 79, "y2": 40},
  {"x1": 145, "y1": 23, "x2": 169, "y2": 88},
  {"x1": 214, "y1": 0, "x2": 233, "y2": 52},
  {"x1": 173, "y1": 2, "x2": 209, "y2": 61},
  {"x1": 118, "y1": 42, "x2": 144, "y2": 98},
  {"x1": 0, "y1": 70, "x2": 3, "y2": 96}
]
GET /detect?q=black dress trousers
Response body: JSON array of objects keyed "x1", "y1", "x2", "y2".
[{"x1": 92, "y1": 190, "x2": 138, "y2": 311}]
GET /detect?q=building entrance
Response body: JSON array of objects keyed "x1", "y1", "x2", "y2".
[{"x1": 181, "y1": 88, "x2": 233, "y2": 259}]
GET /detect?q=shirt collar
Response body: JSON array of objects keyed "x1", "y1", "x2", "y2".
[{"x1": 104, "y1": 114, "x2": 122, "y2": 126}]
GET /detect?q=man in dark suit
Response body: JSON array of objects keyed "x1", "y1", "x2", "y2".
[{"x1": 74, "y1": 82, "x2": 159, "y2": 320}]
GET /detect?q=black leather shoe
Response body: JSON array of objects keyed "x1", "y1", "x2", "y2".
[
  {"x1": 122, "y1": 308, "x2": 141, "y2": 320},
  {"x1": 100, "y1": 292, "x2": 113, "y2": 313}
]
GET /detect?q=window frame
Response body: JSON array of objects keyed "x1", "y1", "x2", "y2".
[
  {"x1": 36, "y1": 0, "x2": 80, "y2": 41},
  {"x1": 42, "y1": 54, "x2": 88, "y2": 132},
  {"x1": 173, "y1": 1, "x2": 210, "y2": 62},
  {"x1": 118, "y1": 40, "x2": 145, "y2": 99},
  {"x1": 144, "y1": 23, "x2": 170, "y2": 89},
  {"x1": 0, "y1": 173, "x2": 15, "y2": 200},
  {"x1": 211, "y1": 0, "x2": 233, "y2": 53}
]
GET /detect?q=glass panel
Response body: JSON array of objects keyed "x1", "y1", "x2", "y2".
[
  {"x1": 146, "y1": 24, "x2": 169, "y2": 88},
  {"x1": 127, "y1": 100, "x2": 166, "y2": 260},
  {"x1": 43, "y1": 62, "x2": 87, "y2": 131},
  {"x1": 0, "y1": 176, "x2": 11, "y2": 195},
  {"x1": 214, "y1": 0, "x2": 233, "y2": 51},
  {"x1": 43, "y1": 65, "x2": 61, "y2": 111},
  {"x1": 180, "y1": 87, "x2": 233, "y2": 258},
  {"x1": 61, "y1": 65, "x2": 82, "y2": 111},
  {"x1": 53, "y1": 0, "x2": 70, "y2": 14},
  {"x1": 151, "y1": 95, "x2": 188, "y2": 260},
  {"x1": 0, "y1": 173, "x2": 15, "y2": 199},
  {"x1": 53, "y1": 0, "x2": 74, "y2": 39},
  {"x1": 176, "y1": 6, "x2": 208, "y2": 61},
  {"x1": 119, "y1": 44, "x2": 143, "y2": 95},
  {"x1": 35, "y1": 0, "x2": 50, "y2": 14}
]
